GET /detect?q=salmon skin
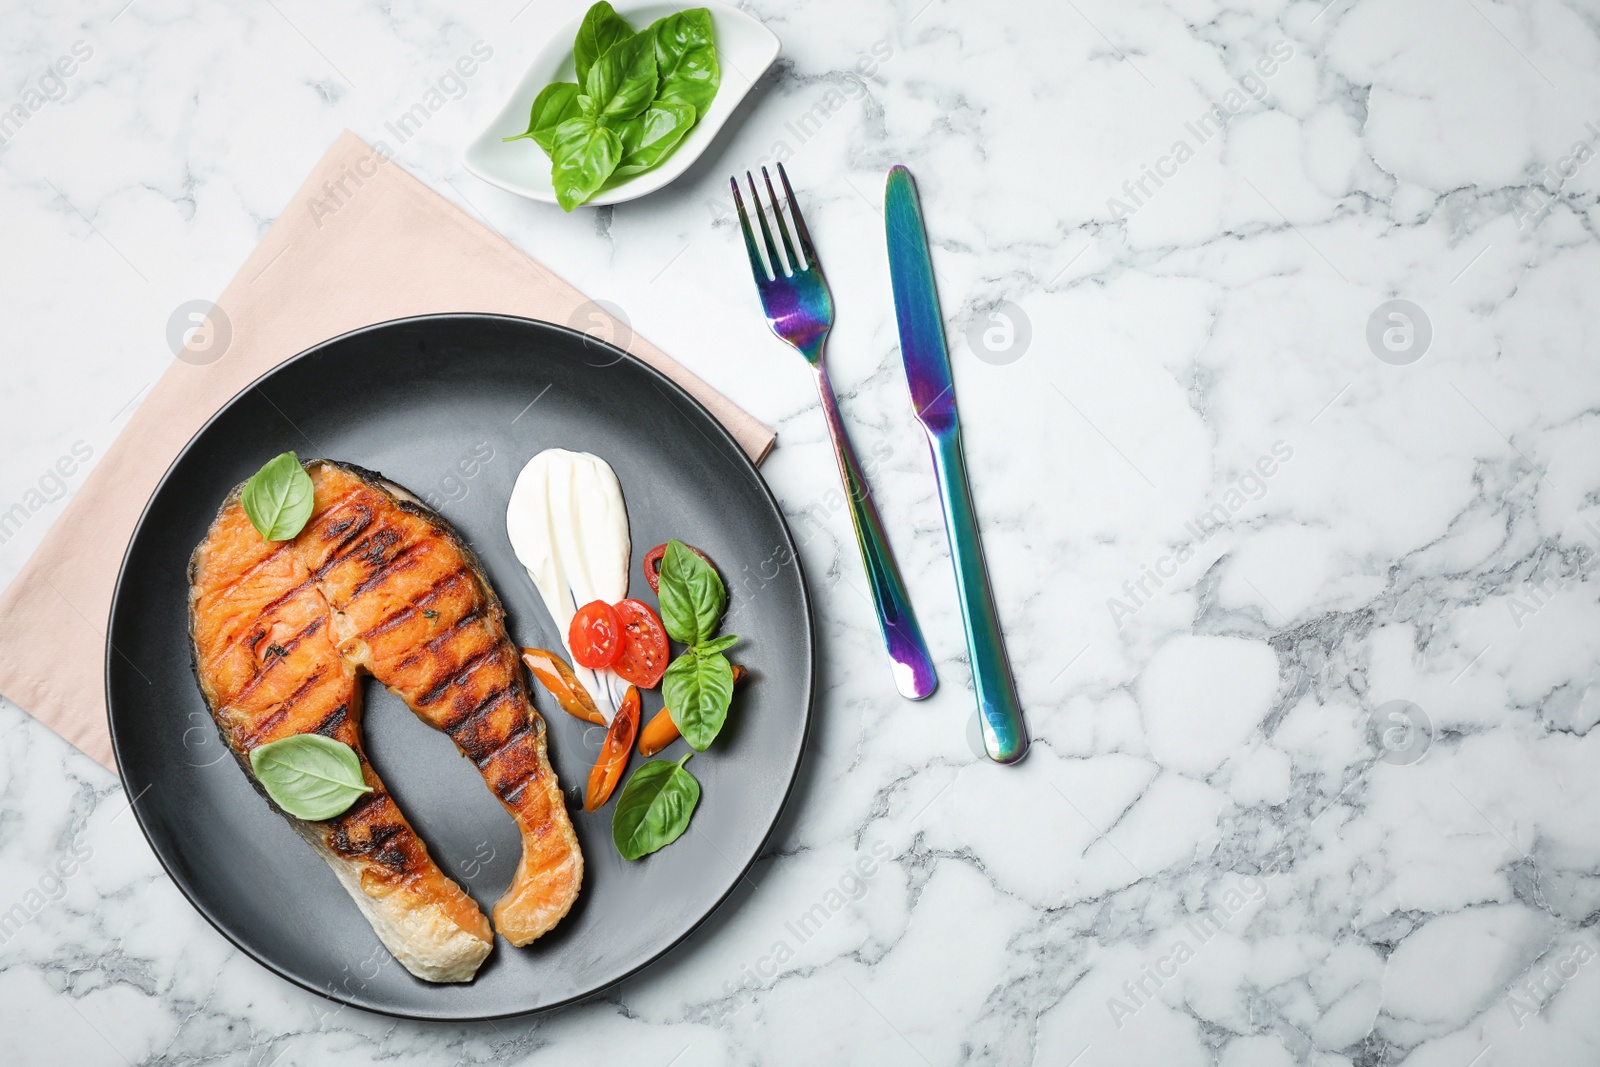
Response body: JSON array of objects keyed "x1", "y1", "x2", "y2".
[{"x1": 188, "y1": 459, "x2": 583, "y2": 980}]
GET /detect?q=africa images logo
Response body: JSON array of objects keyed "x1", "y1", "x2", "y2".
[
  {"x1": 1366, "y1": 299, "x2": 1431, "y2": 366},
  {"x1": 1105, "y1": 40, "x2": 1295, "y2": 221},
  {"x1": 1107, "y1": 441, "x2": 1294, "y2": 628},
  {"x1": 964, "y1": 300, "x2": 1032, "y2": 365}
]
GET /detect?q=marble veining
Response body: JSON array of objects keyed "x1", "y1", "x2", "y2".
[{"x1": 4, "y1": 0, "x2": 1600, "y2": 1062}]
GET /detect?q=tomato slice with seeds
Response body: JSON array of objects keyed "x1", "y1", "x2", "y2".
[
  {"x1": 641, "y1": 542, "x2": 717, "y2": 594},
  {"x1": 568, "y1": 600, "x2": 624, "y2": 669},
  {"x1": 612, "y1": 598, "x2": 669, "y2": 688}
]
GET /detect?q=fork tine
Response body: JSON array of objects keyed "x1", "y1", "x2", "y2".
[
  {"x1": 761, "y1": 166, "x2": 801, "y2": 276},
  {"x1": 745, "y1": 171, "x2": 787, "y2": 279},
  {"x1": 730, "y1": 177, "x2": 771, "y2": 283},
  {"x1": 775, "y1": 163, "x2": 819, "y2": 273}
]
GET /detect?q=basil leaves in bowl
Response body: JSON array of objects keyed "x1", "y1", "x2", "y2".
[{"x1": 464, "y1": 0, "x2": 780, "y2": 209}]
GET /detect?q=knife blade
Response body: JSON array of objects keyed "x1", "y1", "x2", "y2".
[{"x1": 884, "y1": 164, "x2": 1029, "y2": 764}]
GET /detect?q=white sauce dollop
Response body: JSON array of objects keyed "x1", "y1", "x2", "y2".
[{"x1": 506, "y1": 449, "x2": 631, "y2": 721}]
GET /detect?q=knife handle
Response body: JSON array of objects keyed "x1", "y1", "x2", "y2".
[
  {"x1": 813, "y1": 362, "x2": 938, "y2": 700},
  {"x1": 926, "y1": 424, "x2": 1028, "y2": 763}
]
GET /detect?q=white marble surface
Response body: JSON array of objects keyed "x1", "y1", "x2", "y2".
[{"x1": 4, "y1": 0, "x2": 1600, "y2": 1062}]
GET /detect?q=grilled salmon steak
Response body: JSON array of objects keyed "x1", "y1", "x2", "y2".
[
  {"x1": 190, "y1": 486, "x2": 493, "y2": 982},
  {"x1": 188, "y1": 460, "x2": 583, "y2": 979}
]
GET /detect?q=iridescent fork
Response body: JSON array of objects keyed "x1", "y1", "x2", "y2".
[{"x1": 731, "y1": 164, "x2": 937, "y2": 700}]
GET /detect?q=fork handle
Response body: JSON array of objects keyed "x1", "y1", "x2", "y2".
[
  {"x1": 925, "y1": 424, "x2": 1028, "y2": 763},
  {"x1": 813, "y1": 363, "x2": 937, "y2": 700}
]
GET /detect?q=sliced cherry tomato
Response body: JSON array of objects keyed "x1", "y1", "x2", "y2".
[
  {"x1": 638, "y1": 665, "x2": 746, "y2": 756},
  {"x1": 521, "y1": 648, "x2": 605, "y2": 724},
  {"x1": 585, "y1": 685, "x2": 640, "y2": 812},
  {"x1": 641, "y1": 542, "x2": 717, "y2": 594},
  {"x1": 569, "y1": 600, "x2": 624, "y2": 669},
  {"x1": 612, "y1": 598, "x2": 669, "y2": 688}
]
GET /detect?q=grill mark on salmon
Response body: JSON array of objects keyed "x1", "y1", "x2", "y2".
[
  {"x1": 313, "y1": 702, "x2": 350, "y2": 736},
  {"x1": 239, "y1": 667, "x2": 328, "y2": 747},
  {"x1": 445, "y1": 684, "x2": 516, "y2": 751},
  {"x1": 417, "y1": 606, "x2": 484, "y2": 649},
  {"x1": 360, "y1": 605, "x2": 422, "y2": 644},
  {"x1": 189, "y1": 479, "x2": 496, "y2": 984},
  {"x1": 226, "y1": 615, "x2": 327, "y2": 706},
  {"x1": 311, "y1": 505, "x2": 377, "y2": 576},
  {"x1": 328, "y1": 811, "x2": 410, "y2": 870},
  {"x1": 252, "y1": 576, "x2": 317, "y2": 624},
  {"x1": 414, "y1": 646, "x2": 496, "y2": 708},
  {"x1": 198, "y1": 569, "x2": 312, "y2": 674},
  {"x1": 413, "y1": 568, "x2": 470, "y2": 606},
  {"x1": 473, "y1": 720, "x2": 535, "y2": 771},
  {"x1": 358, "y1": 567, "x2": 470, "y2": 642},
  {"x1": 335, "y1": 524, "x2": 398, "y2": 566},
  {"x1": 205, "y1": 541, "x2": 295, "y2": 603},
  {"x1": 447, "y1": 678, "x2": 511, "y2": 725},
  {"x1": 349, "y1": 545, "x2": 427, "y2": 602}
]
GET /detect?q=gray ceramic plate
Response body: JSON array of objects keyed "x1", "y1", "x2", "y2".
[{"x1": 106, "y1": 315, "x2": 813, "y2": 1020}]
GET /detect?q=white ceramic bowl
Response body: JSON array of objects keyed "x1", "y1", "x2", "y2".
[{"x1": 463, "y1": 1, "x2": 780, "y2": 207}]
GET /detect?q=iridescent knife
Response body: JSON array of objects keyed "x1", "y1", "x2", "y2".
[{"x1": 884, "y1": 165, "x2": 1028, "y2": 764}]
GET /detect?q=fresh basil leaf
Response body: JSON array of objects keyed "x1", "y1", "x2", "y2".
[
  {"x1": 249, "y1": 734, "x2": 373, "y2": 821},
  {"x1": 663, "y1": 647, "x2": 735, "y2": 751},
  {"x1": 504, "y1": 82, "x2": 583, "y2": 151},
  {"x1": 584, "y1": 30, "x2": 657, "y2": 123},
  {"x1": 550, "y1": 117, "x2": 622, "y2": 211},
  {"x1": 657, "y1": 538, "x2": 726, "y2": 645},
  {"x1": 613, "y1": 101, "x2": 696, "y2": 177},
  {"x1": 612, "y1": 753, "x2": 700, "y2": 859},
  {"x1": 649, "y1": 9, "x2": 719, "y2": 114},
  {"x1": 241, "y1": 451, "x2": 315, "y2": 541},
  {"x1": 574, "y1": 1, "x2": 635, "y2": 86},
  {"x1": 698, "y1": 633, "x2": 738, "y2": 655}
]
